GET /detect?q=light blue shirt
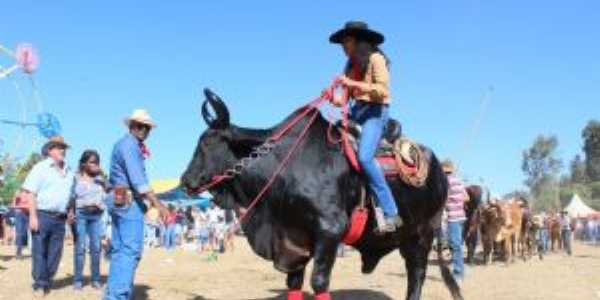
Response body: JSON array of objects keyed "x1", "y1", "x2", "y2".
[{"x1": 22, "y1": 158, "x2": 75, "y2": 213}]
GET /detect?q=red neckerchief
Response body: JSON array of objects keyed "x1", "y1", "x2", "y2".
[
  {"x1": 139, "y1": 142, "x2": 151, "y2": 159},
  {"x1": 349, "y1": 60, "x2": 362, "y2": 97}
]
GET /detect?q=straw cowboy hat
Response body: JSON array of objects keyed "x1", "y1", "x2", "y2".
[
  {"x1": 329, "y1": 21, "x2": 385, "y2": 45},
  {"x1": 124, "y1": 109, "x2": 157, "y2": 128},
  {"x1": 44, "y1": 135, "x2": 69, "y2": 150},
  {"x1": 441, "y1": 160, "x2": 456, "y2": 174}
]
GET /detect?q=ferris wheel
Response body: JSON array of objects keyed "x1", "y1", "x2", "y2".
[{"x1": 0, "y1": 42, "x2": 61, "y2": 167}]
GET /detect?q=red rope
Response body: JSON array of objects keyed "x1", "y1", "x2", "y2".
[
  {"x1": 269, "y1": 96, "x2": 328, "y2": 142},
  {"x1": 235, "y1": 108, "x2": 321, "y2": 226}
]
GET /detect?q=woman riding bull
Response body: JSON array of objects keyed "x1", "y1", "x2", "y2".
[{"x1": 329, "y1": 21, "x2": 401, "y2": 232}]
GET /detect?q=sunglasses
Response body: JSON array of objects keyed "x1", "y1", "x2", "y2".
[{"x1": 132, "y1": 122, "x2": 152, "y2": 131}]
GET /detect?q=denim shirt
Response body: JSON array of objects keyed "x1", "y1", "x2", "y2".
[
  {"x1": 109, "y1": 133, "x2": 150, "y2": 198},
  {"x1": 108, "y1": 134, "x2": 151, "y2": 220},
  {"x1": 22, "y1": 158, "x2": 75, "y2": 213}
]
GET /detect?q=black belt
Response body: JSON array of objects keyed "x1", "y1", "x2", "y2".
[
  {"x1": 37, "y1": 209, "x2": 68, "y2": 220},
  {"x1": 78, "y1": 206, "x2": 103, "y2": 214}
]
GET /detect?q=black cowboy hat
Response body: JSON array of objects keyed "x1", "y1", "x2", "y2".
[{"x1": 329, "y1": 21, "x2": 385, "y2": 45}]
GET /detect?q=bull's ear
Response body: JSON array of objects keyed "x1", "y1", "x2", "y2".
[{"x1": 202, "y1": 88, "x2": 230, "y2": 129}]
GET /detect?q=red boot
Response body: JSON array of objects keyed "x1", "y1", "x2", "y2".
[
  {"x1": 288, "y1": 290, "x2": 303, "y2": 300},
  {"x1": 315, "y1": 292, "x2": 332, "y2": 300}
]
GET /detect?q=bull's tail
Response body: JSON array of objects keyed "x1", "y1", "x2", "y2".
[{"x1": 436, "y1": 229, "x2": 464, "y2": 300}]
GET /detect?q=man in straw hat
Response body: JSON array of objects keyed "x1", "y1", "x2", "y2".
[
  {"x1": 442, "y1": 159, "x2": 469, "y2": 285},
  {"x1": 104, "y1": 109, "x2": 166, "y2": 300},
  {"x1": 21, "y1": 135, "x2": 75, "y2": 297}
]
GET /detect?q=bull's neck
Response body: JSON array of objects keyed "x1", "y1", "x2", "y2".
[{"x1": 229, "y1": 125, "x2": 273, "y2": 158}]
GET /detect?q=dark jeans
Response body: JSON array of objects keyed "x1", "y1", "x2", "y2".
[
  {"x1": 31, "y1": 211, "x2": 66, "y2": 290},
  {"x1": 561, "y1": 229, "x2": 572, "y2": 255},
  {"x1": 15, "y1": 210, "x2": 29, "y2": 256},
  {"x1": 74, "y1": 209, "x2": 103, "y2": 285}
]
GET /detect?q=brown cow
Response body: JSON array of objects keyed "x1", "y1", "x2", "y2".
[
  {"x1": 480, "y1": 202, "x2": 503, "y2": 264},
  {"x1": 548, "y1": 216, "x2": 562, "y2": 251},
  {"x1": 480, "y1": 199, "x2": 523, "y2": 263},
  {"x1": 517, "y1": 199, "x2": 534, "y2": 260}
]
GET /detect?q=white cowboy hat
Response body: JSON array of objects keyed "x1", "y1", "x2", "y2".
[{"x1": 124, "y1": 109, "x2": 157, "y2": 128}]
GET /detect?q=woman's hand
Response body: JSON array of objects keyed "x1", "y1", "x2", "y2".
[
  {"x1": 339, "y1": 75, "x2": 370, "y2": 94},
  {"x1": 331, "y1": 94, "x2": 346, "y2": 107},
  {"x1": 338, "y1": 75, "x2": 357, "y2": 88}
]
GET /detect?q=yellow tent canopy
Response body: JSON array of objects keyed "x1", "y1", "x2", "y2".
[{"x1": 150, "y1": 178, "x2": 180, "y2": 194}]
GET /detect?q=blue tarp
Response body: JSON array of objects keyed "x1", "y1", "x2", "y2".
[{"x1": 157, "y1": 187, "x2": 212, "y2": 209}]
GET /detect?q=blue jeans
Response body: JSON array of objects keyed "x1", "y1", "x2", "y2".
[
  {"x1": 145, "y1": 223, "x2": 158, "y2": 246},
  {"x1": 104, "y1": 199, "x2": 145, "y2": 300},
  {"x1": 164, "y1": 224, "x2": 176, "y2": 250},
  {"x1": 447, "y1": 221, "x2": 465, "y2": 279},
  {"x1": 15, "y1": 210, "x2": 29, "y2": 256},
  {"x1": 31, "y1": 211, "x2": 66, "y2": 290},
  {"x1": 539, "y1": 228, "x2": 549, "y2": 253},
  {"x1": 74, "y1": 209, "x2": 103, "y2": 285},
  {"x1": 350, "y1": 101, "x2": 398, "y2": 218}
]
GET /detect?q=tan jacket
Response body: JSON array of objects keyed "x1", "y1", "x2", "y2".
[{"x1": 346, "y1": 52, "x2": 391, "y2": 104}]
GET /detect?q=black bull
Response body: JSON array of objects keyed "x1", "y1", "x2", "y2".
[
  {"x1": 181, "y1": 90, "x2": 462, "y2": 300},
  {"x1": 464, "y1": 185, "x2": 484, "y2": 264}
]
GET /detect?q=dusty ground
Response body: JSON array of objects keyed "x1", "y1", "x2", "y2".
[{"x1": 1, "y1": 238, "x2": 599, "y2": 300}]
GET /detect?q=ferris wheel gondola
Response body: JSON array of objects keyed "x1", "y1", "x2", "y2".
[{"x1": 0, "y1": 42, "x2": 58, "y2": 165}]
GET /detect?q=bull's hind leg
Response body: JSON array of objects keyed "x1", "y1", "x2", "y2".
[
  {"x1": 286, "y1": 269, "x2": 306, "y2": 300},
  {"x1": 399, "y1": 237, "x2": 431, "y2": 300}
]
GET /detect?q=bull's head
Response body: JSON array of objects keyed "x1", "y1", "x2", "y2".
[
  {"x1": 181, "y1": 88, "x2": 237, "y2": 208},
  {"x1": 481, "y1": 203, "x2": 507, "y2": 241}
]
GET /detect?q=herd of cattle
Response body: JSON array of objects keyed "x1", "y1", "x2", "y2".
[{"x1": 459, "y1": 185, "x2": 564, "y2": 265}]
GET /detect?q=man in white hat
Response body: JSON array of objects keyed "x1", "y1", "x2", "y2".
[
  {"x1": 21, "y1": 135, "x2": 75, "y2": 296},
  {"x1": 104, "y1": 109, "x2": 165, "y2": 300}
]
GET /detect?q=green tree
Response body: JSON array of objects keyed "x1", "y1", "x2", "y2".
[
  {"x1": 583, "y1": 120, "x2": 600, "y2": 181},
  {"x1": 570, "y1": 154, "x2": 588, "y2": 184},
  {"x1": 0, "y1": 153, "x2": 43, "y2": 205},
  {"x1": 522, "y1": 135, "x2": 562, "y2": 212},
  {"x1": 533, "y1": 177, "x2": 561, "y2": 212}
]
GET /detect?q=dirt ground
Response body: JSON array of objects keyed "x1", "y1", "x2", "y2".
[{"x1": 1, "y1": 238, "x2": 599, "y2": 300}]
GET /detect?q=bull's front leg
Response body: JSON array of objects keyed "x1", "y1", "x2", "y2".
[
  {"x1": 465, "y1": 234, "x2": 477, "y2": 265},
  {"x1": 505, "y1": 237, "x2": 513, "y2": 263},
  {"x1": 399, "y1": 237, "x2": 431, "y2": 300},
  {"x1": 287, "y1": 269, "x2": 306, "y2": 300},
  {"x1": 482, "y1": 238, "x2": 492, "y2": 265},
  {"x1": 309, "y1": 219, "x2": 346, "y2": 300}
]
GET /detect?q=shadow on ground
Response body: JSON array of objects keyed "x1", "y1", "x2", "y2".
[
  {"x1": 248, "y1": 289, "x2": 394, "y2": 300},
  {"x1": 47, "y1": 275, "x2": 153, "y2": 300},
  {"x1": 0, "y1": 254, "x2": 31, "y2": 261},
  {"x1": 386, "y1": 272, "x2": 442, "y2": 282}
]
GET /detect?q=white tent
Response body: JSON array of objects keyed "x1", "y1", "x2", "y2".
[{"x1": 564, "y1": 194, "x2": 597, "y2": 218}]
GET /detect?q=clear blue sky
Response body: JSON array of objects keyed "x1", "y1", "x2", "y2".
[{"x1": 1, "y1": 1, "x2": 599, "y2": 195}]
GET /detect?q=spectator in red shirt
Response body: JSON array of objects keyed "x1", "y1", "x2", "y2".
[{"x1": 162, "y1": 205, "x2": 177, "y2": 250}]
